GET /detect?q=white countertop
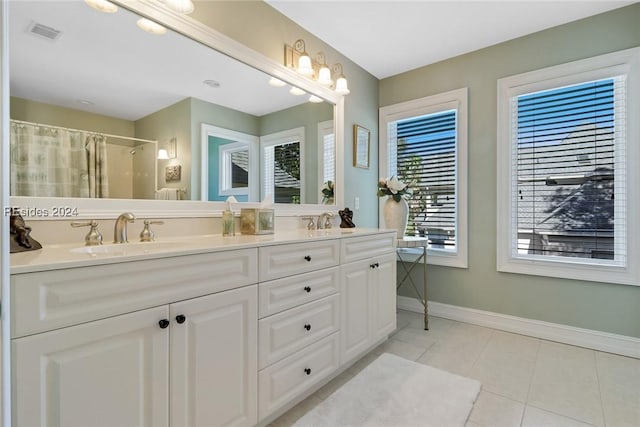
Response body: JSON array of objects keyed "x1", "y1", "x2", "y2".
[{"x1": 11, "y1": 228, "x2": 395, "y2": 274}]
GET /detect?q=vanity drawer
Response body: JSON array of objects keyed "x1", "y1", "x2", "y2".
[
  {"x1": 258, "y1": 240, "x2": 339, "y2": 281},
  {"x1": 258, "y1": 267, "x2": 339, "y2": 318},
  {"x1": 258, "y1": 332, "x2": 340, "y2": 420},
  {"x1": 11, "y1": 248, "x2": 258, "y2": 338},
  {"x1": 341, "y1": 233, "x2": 396, "y2": 264},
  {"x1": 258, "y1": 294, "x2": 339, "y2": 369}
]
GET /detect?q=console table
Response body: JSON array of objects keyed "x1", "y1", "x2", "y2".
[{"x1": 396, "y1": 237, "x2": 428, "y2": 330}]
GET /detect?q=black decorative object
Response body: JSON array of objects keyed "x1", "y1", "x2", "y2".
[
  {"x1": 339, "y1": 208, "x2": 356, "y2": 228},
  {"x1": 10, "y1": 213, "x2": 42, "y2": 253}
]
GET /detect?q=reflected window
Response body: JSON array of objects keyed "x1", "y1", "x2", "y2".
[
  {"x1": 261, "y1": 127, "x2": 305, "y2": 204},
  {"x1": 219, "y1": 142, "x2": 249, "y2": 196}
]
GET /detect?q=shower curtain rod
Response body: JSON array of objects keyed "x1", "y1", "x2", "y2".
[{"x1": 10, "y1": 119, "x2": 158, "y2": 144}]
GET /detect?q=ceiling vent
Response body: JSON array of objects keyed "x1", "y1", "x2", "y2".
[{"x1": 27, "y1": 21, "x2": 62, "y2": 41}]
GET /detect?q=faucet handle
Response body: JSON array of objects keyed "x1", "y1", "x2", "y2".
[
  {"x1": 301, "y1": 216, "x2": 316, "y2": 230},
  {"x1": 140, "y1": 220, "x2": 164, "y2": 242},
  {"x1": 71, "y1": 220, "x2": 103, "y2": 246}
]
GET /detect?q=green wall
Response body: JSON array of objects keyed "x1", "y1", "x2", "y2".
[{"x1": 380, "y1": 4, "x2": 640, "y2": 338}]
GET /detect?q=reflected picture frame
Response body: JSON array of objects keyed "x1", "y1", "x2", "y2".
[{"x1": 353, "y1": 124, "x2": 370, "y2": 169}]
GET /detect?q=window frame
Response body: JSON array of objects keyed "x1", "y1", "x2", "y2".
[
  {"x1": 379, "y1": 88, "x2": 468, "y2": 268},
  {"x1": 497, "y1": 47, "x2": 640, "y2": 286},
  {"x1": 218, "y1": 141, "x2": 250, "y2": 197}
]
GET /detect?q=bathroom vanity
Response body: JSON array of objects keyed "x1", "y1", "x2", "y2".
[{"x1": 9, "y1": 228, "x2": 396, "y2": 427}]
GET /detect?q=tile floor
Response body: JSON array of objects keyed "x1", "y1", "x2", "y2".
[{"x1": 269, "y1": 310, "x2": 640, "y2": 427}]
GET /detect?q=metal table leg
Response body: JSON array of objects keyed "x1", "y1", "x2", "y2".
[{"x1": 397, "y1": 248, "x2": 428, "y2": 330}]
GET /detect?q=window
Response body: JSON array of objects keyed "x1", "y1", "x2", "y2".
[
  {"x1": 380, "y1": 88, "x2": 468, "y2": 268},
  {"x1": 318, "y1": 120, "x2": 335, "y2": 202},
  {"x1": 497, "y1": 48, "x2": 640, "y2": 285},
  {"x1": 219, "y1": 142, "x2": 249, "y2": 197},
  {"x1": 260, "y1": 127, "x2": 305, "y2": 204}
]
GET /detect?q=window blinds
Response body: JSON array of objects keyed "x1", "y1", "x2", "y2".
[
  {"x1": 395, "y1": 110, "x2": 457, "y2": 246},
  {"x1": 513, "y1": 77, "x2": 626, "y2": 263}
]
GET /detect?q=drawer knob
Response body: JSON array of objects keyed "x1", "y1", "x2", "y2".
[
  {"x1": 304, "y1": 286, "x2": 311, "y2": 293},
  {"x1": 158, "y1": 319, "x2": 170, "y2": 329},
  {"x1": 304, "y1": 255, "x2": 312, "y2": 262},
  {"x1": 304, "y1": 368, "x2": 312, "y2": 375},
  {"x1": 370, "y1": 263, "x2": 376, "y2": 269},
  {"x1": 375, "y1": 262, "x2": 380, "y2": 268},
  {"x1": 304, "y1": 323, "x2": 311, "y2": 331},
  {"x1": 175, "y1": 314, "x2": 186, "y2": 324}
]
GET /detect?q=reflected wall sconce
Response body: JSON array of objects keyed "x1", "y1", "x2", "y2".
[
  {"x1": 158, "y1": 137, "x2": 177, "y2": 159},
  {"x1": 284, "y1": 39, "x2": 349, "y2": 96}
]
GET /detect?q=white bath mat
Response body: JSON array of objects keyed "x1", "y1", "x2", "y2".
[{"x1": 292, "y1": 353, "x2": 481, "y2": 427}]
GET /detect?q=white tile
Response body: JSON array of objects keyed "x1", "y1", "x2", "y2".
[
  {"x1": 467, "y1": 390, "x2": 525, "y2": 427},
  {"x1": 468, "y1": 331, "x2": 539, "y2": 402},
  {"x1": 528, "y1": 341, "x2": 604, "y2": 426},
  {"x1": 522, "y1": 406, "x2": 595, "y2": 427},
  {"x1": 417, "y1": 322, "x2": 494, "y2": 376},
  {"x1": 372, "y1": 337, "x2": 428, "y2": 361},
  {"x1": 390, "y1": 327, "x2": 439, "y2": 349},
  {"x1": 595, "y1": 351, "x2": 640, "y2": 426}
]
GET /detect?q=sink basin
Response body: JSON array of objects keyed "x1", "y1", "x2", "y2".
[{"x1": 70, "y1": 241, "x2": 187, "y2": 257}]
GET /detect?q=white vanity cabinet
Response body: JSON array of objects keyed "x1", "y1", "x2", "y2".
[
  {"x1": 257, "y1": 241, "x2": 341, "y2": 420},
  {"x1": 339, "y1": 234, "x2": 397, "y2": 365},
  {"x1": 11, "y1": 249, "x2": 258, "y2": 427}
]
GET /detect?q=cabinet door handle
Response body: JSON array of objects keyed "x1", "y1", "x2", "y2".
[
  {"x1": 304, "y1": 255, "x2": 312, "y2": 262},
  {"x1": 175, "y1": 314, "x2": 186, "y2": 324},
  {"x1": 370, "y1": 263, "x2": 376, "y2": 269},
  {"x1": 158, "y1": 319, "x2": 170, "y2": 329},
  {"x1": 304, "y1": 368, "x2": 312, "y2": 375},
  {"x1": 304, "y1": 323, "x2": 311, "y2": 331},
  {"x1": 304, "y1": 286, "x2": 311, "y2": 293},
  {"x1": 375, "y1": 262, "x2": 380, "y2": 268}
]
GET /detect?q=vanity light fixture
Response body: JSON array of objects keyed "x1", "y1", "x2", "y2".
[
  {"x1": 84, "y1": 0, "x2": 118, "y2": 13},
  {"x1": 284, "y1": 40, "x2": 349, "y2": 96},
  {"x1": 308, "y1": 95, "x2": 323, "y2": 103},
  {"x1": 157, "y1": 137, "x2": 177, "y2": 159},
  {"x1": 289, "y1": 86, "x2": 306, "y2": 96},
  {"x1": 162, "y1": 0, "x2": 195, "y2": 14},
  {"x1": 333, "y1": 63, "x2": 350, "y2": 96},
  {"x1": 137, "y1": 18, "x2": 167, "y2": 35}
]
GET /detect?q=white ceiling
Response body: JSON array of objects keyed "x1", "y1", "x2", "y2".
[{"x1": 266, "y1": 1, "x2": 636, "y2": 79}]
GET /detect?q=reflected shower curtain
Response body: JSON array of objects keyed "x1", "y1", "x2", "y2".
[
  {"x1": 85, "y1": 134, "x2": 109, "y2": 198},
  {"x1": 10, "y1": 122, "x2": 90, "y2": 197}
]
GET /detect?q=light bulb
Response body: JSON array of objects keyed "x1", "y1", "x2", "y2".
[
  {"x1": 297, "y1": 54, "x2": 314, "y2": 76},
  {"x1": 318, "y1": 65, "x2": 333, "y2": 86},
  {"x1": 309, "y1": 95, "x2": 323, "y2": 103},
  {"x1": 137, "y1": 18, "x2": 167, "y2": 35},
  {"x1": 157, "y1": 149, "x2": 169, "y2": 160},
  {"x1": 269, "y1": 77, "x2": 287, "y2": 87},
  {"x1": 85, "y1": 0, "x2": 118, "y2": 13},
  {"x1": 163, "y1": 0, "x2": 194, "y2": 14},
  {"x1": 289, "y1": 87, "x2": 306, "y2": 96},
  {"x1": 335, "y1": 76, "x2": 350, "y2": 95}
]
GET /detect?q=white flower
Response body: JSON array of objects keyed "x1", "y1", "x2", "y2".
[{"x1": 386, "y1": 176, "x2": 407, "y2": 194}]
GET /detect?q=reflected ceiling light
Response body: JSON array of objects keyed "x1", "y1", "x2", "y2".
[
  {"x1": 84, "y1": 0, "x2": 118, "y2": 13},
  {"x1": 289, "y1": 86, "x2": 306, "y2": 96},
  {"x1": 163, "y1": 0, "x2": 194, "y2": 14},
  {"x1": 309, "y1": 95, "x2": 323, "y2": 103},
  {"x1": 268, "y1": 77, "x2": 287, "y2": 87},
  {"x1": 76, "y1": 99, "x2": 94, "y2": 106},
  {"x1": 203, "y1": 79, "x2": 221, "y2": 88},
  {"x1": 293, "y1": 39, "x2": 314, "y2": 76},
  {"x1": 137, "y1": 18, "x2": 167, "y2": 35},
  {"x1": 333, "y1": 63, "x2": 350, "y2": 96}
]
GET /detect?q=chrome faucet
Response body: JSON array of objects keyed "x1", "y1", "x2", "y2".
[
  {"x1": 114, "y1": 212, "x2": 135, "y2": 243},
  {"x1": 317, "y1": 212, "x2": 335, "y2": 229}
]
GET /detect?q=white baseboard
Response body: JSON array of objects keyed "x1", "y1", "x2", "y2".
[{"x1": 397, "y1": 296, "x2": 640, "y2": 359}]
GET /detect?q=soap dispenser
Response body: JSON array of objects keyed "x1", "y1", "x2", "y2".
[{"x1": 223, "y1": 197, "x2": 235, "y2": 236}]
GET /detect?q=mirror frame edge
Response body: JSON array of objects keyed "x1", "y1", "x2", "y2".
[{"x1": 7, "y1": 0, "x2": 345, "y2": 219}]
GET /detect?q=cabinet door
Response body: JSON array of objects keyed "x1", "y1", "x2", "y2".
[
  {"x1": 372, "y1": 253, "x2": 397, "y2": 341},
  {"x1": 13, "y1": 306, "x2": 169, "y2": 427},
  {"x1": 170, "y1": 285, "x2": 257, "y2": 427},
  {"x1": 340, "y1": 259, "x2": 373, "y2": 364}
]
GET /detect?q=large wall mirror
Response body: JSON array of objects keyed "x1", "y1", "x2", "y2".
[{"x1": 8, "y1": 0, "x2": 342, "y2": 217}]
